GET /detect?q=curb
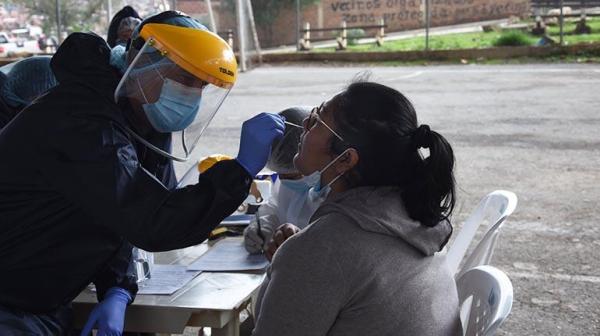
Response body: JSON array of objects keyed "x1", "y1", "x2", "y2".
[
  {"x1": 3, "y1": 44, "x2": 599, "y2": 68},
  {"x1": 0, "y1": 58, "x2": 20, "y2": 66},
  {"x1": 261, "y1": 43, "x2": 600, "y2": 63}
]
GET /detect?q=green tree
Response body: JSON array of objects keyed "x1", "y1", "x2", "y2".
[
  {"x1": 8, "y1": 0, "x2": 107, "y2": 40},
  {"x1": 224, "y1": 0, "x2": 321, "y2": 46},
  {"x1": 246, "y1": 0, "x2": 319, "y2": 27}
]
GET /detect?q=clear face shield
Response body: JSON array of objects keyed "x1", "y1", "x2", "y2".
[{"x1": 114, "y1": 38, "x2": 233, "y2": 162}]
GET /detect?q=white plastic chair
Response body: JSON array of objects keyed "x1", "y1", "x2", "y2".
[
  {"x1": 456, "y1": 265, "x2": 514, "y2": 336},
  {"x1": 446, "y1": 190, "x2": 518, "y2": 277}
]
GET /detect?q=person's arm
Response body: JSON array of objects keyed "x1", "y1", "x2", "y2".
[
  {"x1": 93, "y1": 241, "x2": 138, "y2": 301},
  {"x1": 80, "y1": 287, "x2": 131, "y2": 336},
  {"x1": 244, "y1": 199, "x2": 280, "y2": 254},
  {"x1": 40, "y1": 115, "x2": 252, "y2": 252},
  {"x1": 253, "y1": 222, "x2": 348, "y2": 336},
  {"x1": 128, "y1": 158, "x2": 253, "y2": 251},
  {"x1": 81, "y1": 242, "x2": 137, "y2": 336}
]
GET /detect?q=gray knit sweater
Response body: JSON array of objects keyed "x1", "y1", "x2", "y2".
[{"x1": 253, "y1": 186, "x2": 462, "y2": 336}]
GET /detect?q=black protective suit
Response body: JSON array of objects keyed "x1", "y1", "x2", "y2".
[
  {"x1": 0, "y1": 99, "x2": 12, "y2": 129},
  {"x1": 0, "y1": 71, "x2": 14, "y2": 128},
  {"x1": 0, "y1": 32, "x2": 251, "y2": 329}
]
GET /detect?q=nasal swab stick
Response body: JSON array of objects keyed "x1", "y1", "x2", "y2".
[{"x1": 284, "y1": 121, "x2": 303, "y2": 129}]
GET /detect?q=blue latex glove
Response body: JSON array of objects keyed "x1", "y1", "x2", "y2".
[
  {"x1": 236, "y1": 112, "x2": 285, "y2": 176},
  {"x1": 80, "y1": 287, "x2": 131, "y2": 336}
]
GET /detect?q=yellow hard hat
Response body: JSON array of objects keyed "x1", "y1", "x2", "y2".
[
  {"x1": 198, "y1": 154, "x2": 233, "y2": 173},
  {"x1": 139, "y1": 23, "x2": 237, "y2": 89}
]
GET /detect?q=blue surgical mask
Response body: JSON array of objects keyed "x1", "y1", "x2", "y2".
[
  {"x1": 141, "y1": 78, "x2": 201, "y2": 133},
  {"x1": 277, "y1": 147, "x2": 347, "y2": 226},
  {"x1": 307, "y1": 149, "x2": 350, "y2": 191},
  {"x1": 268, "y1": 150, "x2": 351, "y2": 228},
  {"x1": 279, "y1": 176, "x2": 313, "y2": 194},
  {"x1": 276, "y1": 176, "x2": 319, "y2": 228},
  {"x1": 109, "y1": 45, "x2": 128, "y2": 74}
]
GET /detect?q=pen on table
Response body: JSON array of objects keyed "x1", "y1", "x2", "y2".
[{"x1": 256, "y1": 218, "x2": 266, "y2": 254}]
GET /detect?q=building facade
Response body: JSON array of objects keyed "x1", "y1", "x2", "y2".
[{"x1": 178, "y1": 0, "x2": 530, "y2": 48}]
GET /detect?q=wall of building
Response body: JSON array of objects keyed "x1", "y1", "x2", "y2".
[
  {"x1": 318, "y1": 0, "x2": 530, "y2": 28},
  {"x1": 178, "y1": 0, "x2": 530, "y2": 48},
  {"x1": 178, "y1": 0, "x2": 210, "y2": 26},
  {"x1": 177, "y1": 0, "x2": 239, "y2": 45}
]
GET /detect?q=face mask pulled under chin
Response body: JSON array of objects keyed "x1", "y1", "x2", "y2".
[
  {"x1": 276, "y1": 177, "x2": 321, "y2": 228},
  {"x1": 303, "y1": 148, "x2": 352, "y2": 198},
  {"x1": 276, "y1": 149, "x2": 350, "y2": 226},
  {"x1": 288, "y1": 149, "x2": 349, "y2": 215}
]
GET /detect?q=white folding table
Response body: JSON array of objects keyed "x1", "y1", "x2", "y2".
[{"x1": 72, "y1": 242, "x2": 265, "y2": 336}]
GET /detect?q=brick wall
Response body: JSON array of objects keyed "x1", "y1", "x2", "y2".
[
  {"x1": 317, "y1": 0, "x2": 530, "y2": 28},
  {"x1": 180, "y1": 0, "x2": 530, "y2": 48},
  {"x1": 178, "y1": 0, "x2": 209, "y2": 25},
  {"x1": 178, "y1": 0, "x2": 208, "y2": 13}
]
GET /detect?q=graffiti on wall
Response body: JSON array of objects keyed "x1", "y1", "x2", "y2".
[
  {"x1": 329, "y1": 0, "x2": 421, "y2": 25},
  {"x1": 326, "y1": 0, "x2": 529, "y2": 27}
]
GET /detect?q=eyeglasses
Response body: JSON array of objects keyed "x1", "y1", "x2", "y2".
[{"x1": 305, "y1": 103, "x2": 345, "y2": 142}]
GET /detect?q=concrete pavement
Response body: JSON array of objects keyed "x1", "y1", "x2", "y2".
[{"x1": 176, "y1": 63, "x2": 600, "y2": 335}]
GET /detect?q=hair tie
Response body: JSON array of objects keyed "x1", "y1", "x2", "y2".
[{"x1": 412, "y1": 124, "x2": 432, "y2": 149}]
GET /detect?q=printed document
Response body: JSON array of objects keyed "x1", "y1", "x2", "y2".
[
  {"x1": 187, "y1": 238, "x2": 269, "y2": 271},
  {"x1": 137, "y1": 264, "x2": 201, "y2": 295}
]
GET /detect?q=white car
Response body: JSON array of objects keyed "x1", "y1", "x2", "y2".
[
  {"x1": 0, "y1": 32, "x2": 17, "y2": 57},
  {"x1": 0, "y1": 32, "x2": 41, "y2": 57}
]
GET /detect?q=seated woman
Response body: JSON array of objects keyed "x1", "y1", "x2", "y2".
[{"x1": 253, "y1": 81, "x2": 462, "y2": 335}]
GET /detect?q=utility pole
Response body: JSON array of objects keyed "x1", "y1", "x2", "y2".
[
  {"x1": 55, "y1": 0, "x2": 62, "y2": 44},
  {"x1": 107, "y1": 0, "x2": 113, "y2": 28},
  {"x1": 296, "y1": 0, "x2": 301, "y2": 51},
  {"x1": 559, "y1": 0, "x2": 564, "y2": 45},
  {"x1": 245, "y1": 0, "x2": 262, "y2": 65},
  {"x1": 236, "y1": 0, "x2": 247, "y2": 71},
  {"x1": 206, "y1": 0, "x2": 217, "y2": 32},
  {"x1": 425, "y1": 0, "x2": 430, "y2": 51},
  {"x1": 172, "y1": 0, "x2": 177, "y2": 11}
]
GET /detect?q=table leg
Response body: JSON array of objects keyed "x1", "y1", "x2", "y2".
[{"x1": 211, "y1": 313, "x2": 240, "y2": 336}]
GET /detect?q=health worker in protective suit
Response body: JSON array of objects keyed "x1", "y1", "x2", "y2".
[
  {"x1": 0, "y1": 11, "x2": 284, "y2": 336},
  {"x1": 0, "y1": 56, "x2": 58, "y2": 128},
  {"x1": 107, "y1": 5, "x2": 142, "y2": 48}
]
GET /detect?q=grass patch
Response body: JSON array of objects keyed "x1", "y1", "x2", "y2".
[
  {"x1": 545, "y1": 18, "x2": 600, "y2": 35},
  {"x1": 477, "y1": 54, "x2": 600, "y2": 64},
  {"x1": 356, "y1": 54, "x2": 600, "y2": 66},
  {"x1": 333, "y1": 31, "x2": 504, "y2": 52},
  {"x1": 493, "y1": 30, "x2": 535, "y2": 46},
  {"x1": 313, "y1": 17, "x2": 600, "y2": 52},
  {"x1": 346, "y1": 28, "x2": 366, "y2": 46}
]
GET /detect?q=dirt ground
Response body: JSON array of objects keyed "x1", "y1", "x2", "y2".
[{"x1": 172, "y1": 63, "x2": 600, "y2": 335}]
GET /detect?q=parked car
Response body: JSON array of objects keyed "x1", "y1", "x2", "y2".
[
  {"x1": 0, "y1": 32, "x2": 41, "y2": 57},
  {"x1": 0, "y1": 32, "x2": 17, "y2": 57}
]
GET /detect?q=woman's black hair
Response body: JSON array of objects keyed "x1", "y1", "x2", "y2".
[{"x1": 328, "y1": 81, "x2": 455, "y2": 227}]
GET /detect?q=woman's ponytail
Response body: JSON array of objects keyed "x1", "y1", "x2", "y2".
[{"x1": 402, "y1": 125, "x2": 455, "y2": 227}]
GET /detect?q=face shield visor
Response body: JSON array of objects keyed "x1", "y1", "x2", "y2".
[{"x1": 114, "y1": 23, "x2": 237, "y2": 162}]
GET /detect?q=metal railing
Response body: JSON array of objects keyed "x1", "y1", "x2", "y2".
[
  {"x1": 217, "y1": 29, "x2": 235, "y2": 48},
  {"x1": 531, "y1": 0, "x2": 600, "y2": 8},
  {"x1": 299, "y1": 19, "x2": 387, "y2": 51},
  {"x1": 530, "y1": 0, "x2": 600, "y2": 45}
]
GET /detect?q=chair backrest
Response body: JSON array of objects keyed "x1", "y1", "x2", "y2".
[
  {"x1": 456, "y1": 265, "x2": 514, "y2": 336},
  {"x1": 446, "y1": 190, "x2": 518, "y2": 276}
]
